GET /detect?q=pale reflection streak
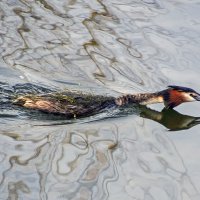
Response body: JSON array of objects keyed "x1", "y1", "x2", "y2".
[
  {"x1": 111, "y1": 123, "x2": 199, "y2": 200},
  {"x1": 0, "y1": 130, "x2": 48, "y2": 199},
  {"x1": 36, "y1": 124, "x2": 119, "y2": 200},
  {"x1": 0, "y1": 119, "x2": 199, "y2": 199},
  {"x1": 82, "y1": 1, "x2": 169, "y2": 93}
]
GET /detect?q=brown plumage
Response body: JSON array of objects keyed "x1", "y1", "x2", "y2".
[
  {"x1": 13, "y1": 85, "x2": 200, "y2": 117},
  {"x1": 13, "y1": 92, "x2": 116, "y2": 118}
]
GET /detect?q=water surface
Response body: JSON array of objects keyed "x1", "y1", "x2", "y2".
[{"x1": 0, "y1": 0, "x2": 200, "y2": 199}]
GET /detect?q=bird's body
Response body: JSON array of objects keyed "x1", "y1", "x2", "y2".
[
  {"x1": 13, "y1": 92, "x2": 116, "y2": 118},
  {"x1": 13, "y1": 85, "x2": 200, "y2": 118}
]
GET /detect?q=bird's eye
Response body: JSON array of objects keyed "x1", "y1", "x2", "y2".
[{"x1": 190, "y1": 93, "x2": 197, "y2": 98}]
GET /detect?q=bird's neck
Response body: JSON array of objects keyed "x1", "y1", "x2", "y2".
[
  {"x1": 132, "y1": 92, "x2": 164, "y2": 105},
  {"x1": 115, "y1": 92, "x2": 164, "y2": 106}
]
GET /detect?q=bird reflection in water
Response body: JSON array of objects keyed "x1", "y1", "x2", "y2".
[{"x1": 139, "y1": 105, "x2": 200, "y2": 131}]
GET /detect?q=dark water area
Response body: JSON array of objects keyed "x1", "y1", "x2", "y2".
[{"x1": 0, "y1": 0, "x2": 200, "y2": 199}]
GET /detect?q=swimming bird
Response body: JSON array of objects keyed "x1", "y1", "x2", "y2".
[
  {"x1": 13, "y1": 85, "x2": 200, "y2": 117},
  {"x1": 115, "y1": 85, "x2": 200, "y2": 109}
]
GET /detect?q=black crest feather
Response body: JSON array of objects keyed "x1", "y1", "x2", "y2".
[{"x1": 167, "y1": 85, "x2": 196, "y2": 93}]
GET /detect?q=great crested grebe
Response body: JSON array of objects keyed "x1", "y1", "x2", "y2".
[{"x1": 13, "y1": 85, "x2": 200, "y2": 118}]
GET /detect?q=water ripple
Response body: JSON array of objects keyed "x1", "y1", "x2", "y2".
[{"x1": 0, "y1": 0, "x2": 200, "y2": 199}]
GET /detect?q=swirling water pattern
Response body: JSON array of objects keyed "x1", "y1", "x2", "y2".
[{"x1": 0, "y1": 0, "x2": 200, "y2": 199}]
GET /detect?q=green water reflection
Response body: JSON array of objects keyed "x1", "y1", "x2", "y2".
[{"x1": 140, "y1": 106, "x2": 200, "y2": 131}]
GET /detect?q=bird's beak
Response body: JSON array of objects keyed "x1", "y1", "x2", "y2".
[{"x1": 194, "y1": 93, "x2": 200, "y2": 101}]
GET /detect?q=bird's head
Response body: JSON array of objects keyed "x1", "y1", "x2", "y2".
[{"x1": 162, "y1": 85, "x2": 200, "y2": 109}]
